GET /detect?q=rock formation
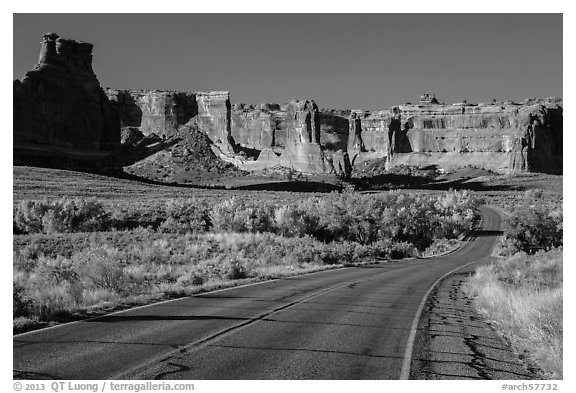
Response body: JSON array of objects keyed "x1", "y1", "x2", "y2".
[
  {"x1": 196, "y1": 91, "x2": 234, "y2": 150},
  {"x1": 230, "y1": 105, "x2": 349, "y2": 155},
  {"x1": 231, "y1": 104, "x2": 282, "y2": 151},
  {"x1": 105, "y1": 89, "x2": 197, "y2": 139},
  {"x1": 218, "y1": 100, "x2": 351, "y2": 178},
  {"x1": 347, "y1": 96, "x2": 562, "y2": 174},
  {"x1": 278, "y1": 100, "x2": 336, "y2": 174},
  {"x1": 13, "y1": 33, "x2": 121, "y2": 172},
  {"x1": 105, "y1": 88, "x2": 350, "y2": 177},
  {"x1": 13, "y1": 34, "x2": 560, "y2": 178}
]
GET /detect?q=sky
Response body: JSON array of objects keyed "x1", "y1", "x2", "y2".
[{"x1": 13, "y1": 13, "x2": 563, "y2": 111}]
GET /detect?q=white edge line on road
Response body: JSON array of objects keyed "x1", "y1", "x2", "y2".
[
  {"x1": 400, "y1": 206, "x2": 502, "y2": 380},
  {"x1": 398, "y1": 257, "x2": 482, "y2": 379},
  {"x1": 13, "y1": 265, "x2": 356, "y2": 339}
]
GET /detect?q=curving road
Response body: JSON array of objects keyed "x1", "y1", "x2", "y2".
[{"x1": 13, "y1": 206, "x2": 502, "y2": 380}]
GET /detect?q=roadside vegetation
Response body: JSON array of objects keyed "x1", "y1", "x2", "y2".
[
  {"x1": 13, "y1": 189, "x2": 479, "y2": 332},
  {"x1": 465, "y1": 191, "x2": 563, "y2": 379}
]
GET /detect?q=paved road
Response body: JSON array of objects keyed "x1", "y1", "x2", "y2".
[
  {"x1": 410, "y1": 273, "x2": 536, "y2": 380},
  {"x1": 14, "y1": 206, "x2": 502, "y2": 380}
]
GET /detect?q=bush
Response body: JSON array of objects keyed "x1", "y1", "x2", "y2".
[
  {"x1": 158, "y1": 199, "x2": 210, "y2": 233},
  {"x1": 14, "y1": 198, "x2": 110, "y2": 234},
  {"x1": 71, "y1": 247, "x2": 125, "y2": 293},
  {"x1": 13, "y1": 283, "x2": 32, "y2": 318},
  {"x1": 505, "y1": 204, "x2": 562, "y2": 254},
  {"x1": 210, "y1": 197, "x2": 274, "y2": 233},
  {"x1": 273, "y1": 204, "x2": 321, "y2": 237}
]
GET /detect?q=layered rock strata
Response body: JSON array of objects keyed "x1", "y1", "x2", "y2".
[
  {"x1": 348, "y1": 98, "x2": 562, "y2": 173},
  {"x1": 230, "y1": 105, "x2": 349, "y2": 154},
  {"x1": 13, "y1": 33, "x2": 121, "y2": 172},
  {"x1": 105, "y1": 89, "x2": 197, "y2": 139},
  {"x1": 231, "y1": 103, "x2": 284, "y2": 151},
  {"x1": 196, "y1": 91, "x2": 234, "y2": 150},
  {"x1": 104, "y1": 87, "x2": 349, "y2": 177},
  {"x1": 220, "y1": 100, "x2": 349, "y2": 177},
  {"x1": 277, "y1": 100, "x2": 335, "y2": 174}
]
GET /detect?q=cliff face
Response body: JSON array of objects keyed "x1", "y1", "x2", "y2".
[
  {"x1": 196, "y1": 91, "x2": 233, "y2": 149},
  {"x1": 105, "y1": 89, "x2": 232, "y2": 148},
  {"x1": 104, "y1": 88, "x2": 349, "y2": 177},
  {"x1": 13, "y1": 33, "x2": 121, "y2": 172},
  {"x1": 277, "y1": 100, "x2": 334, "y2": 173},
  {"x1": 231, "y1": 104, "x2": 282, "y2": 150},
  {"x1": 347, "y1": 99, "x2": 563, "y2": 173},
  {"x1": 105, "y1": 89, "x2": 197, "y2": 139},
  {"x1": 230, "y1": 105, "x2": 349, "y2": 154}
]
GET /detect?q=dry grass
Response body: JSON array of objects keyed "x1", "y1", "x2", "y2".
[{"x1": 465, "y1": 249, "x2": 563, "y2": 379}]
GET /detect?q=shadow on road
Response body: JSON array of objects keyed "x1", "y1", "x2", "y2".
[
  {"x1": 90, "y1": 315, "x2": 253, "y2": 323},
  {"x1": 473, "y1": 230, "x2": 504, "y2": 238}
]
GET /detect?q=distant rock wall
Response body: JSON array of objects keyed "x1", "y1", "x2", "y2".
[
  {"x1": 196, "y1": 91, "x2": 233, "y2": 148},
  {"x1": 105, "y1": 89, "x2": 233, "y2": 147},
  {"x1": 231, "y1": 104, "x2": 281, "y2": 150},
  {"x1": 348, "y1": 99, "x2": 563, "y2": 173},
  {"x1": 219, "y1": 100, "x2": 350, "y2": 178},
  {"x1": 105, "y1": 89, "x2": 197, "y2": 139},
  {"x1": 106, "y1": 89, "x2": 350, "y2": 177},
  {"x1": 14, "y1": 33, "x2": 121, "y2": 172},
  {"x1": 14, "y1": 34, "x2": 559, "y2": 177},
  {"x1": 276, "y1": 100, "x2": 337, "y2": 174},
  {"x1": 230, "y1": 105, "x2": 349, "y2": 154}
]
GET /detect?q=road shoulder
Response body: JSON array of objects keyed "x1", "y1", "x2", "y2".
[{"x1": 409, "y1": 272, "x2": 539, "y2": 380}]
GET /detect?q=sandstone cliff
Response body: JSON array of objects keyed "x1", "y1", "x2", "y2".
[
  {"x1": 278, "y1": 100, "x2": 335, "y2": 174},
  {"x1": 218, "y1": 100, "x2": 350, "y2": 178},
  {"x1": 14, "y1": 33, "x2": 121, "y2": 172},
  {"x1": 105, "y1": 88, "x2": 349, "y2": 178},
  {"x1": 104, "y1": 89, "x2": 197, "y2": 139},
  {"x1": 14, "y1": 34, "x2": 559, "y2": 179},
  {"x1": 230, "y1": 105, "x2": 349, "y2": 154},
  {"x1": 347, "y1": 98, "x2": 562, "y2": 174}
]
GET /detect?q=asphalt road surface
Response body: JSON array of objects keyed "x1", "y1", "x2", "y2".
[{"x1": 14, "y1": 206, "x2": 502, "y2": 380}]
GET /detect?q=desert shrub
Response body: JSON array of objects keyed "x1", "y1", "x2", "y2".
[
  {"x1": 14, "y1": 257, "x2": 83, "y2": 321},
  {"x1": 14, "y1": 198, "x2": 110, "y2": 234},
  {"x1": 491, "y1": 248, "x2": 563, "y2": 288},
  {"x1": 108, "y1": 201, "x2": 166, "y2": 231},
  {"x1": 71, "y1": 247, "x2": 126, "y2": 293},
  {"x1": 158, "y1": 198, "x2": 211, "y2": 233},
  {"x1": 273, "y1": 204, "x2": 321, "y2": 237},
  {"x1": 302, "y1": 190, "x2": 477, "y2": 249},
  {"x1": 505, "y1": 203, "x2": 562, "y2": 254},
  {"x1": 311, "y1": 192, "x2": 394, "y2": 244},
  {"x1": 13, "y1": 282, "x2": 33, "y2": 318},
  {"x1": 433, "y1": 190, "x2": 477, "y2": 238},
  {"x1": 210, "y1": 197, "x2": 275, "y2": 233}
]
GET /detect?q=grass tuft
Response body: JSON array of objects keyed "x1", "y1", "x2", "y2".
[{"x1": 465, "y1": 248, "x2": 562, "y2": 379}]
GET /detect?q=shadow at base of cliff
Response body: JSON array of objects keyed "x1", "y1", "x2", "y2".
[
  {"x1": 352, "y1": 174, "x2": 520, "y2": 192},
  {"x1": 232, "y1": 180, "x2": 342, "y2": 193}
]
